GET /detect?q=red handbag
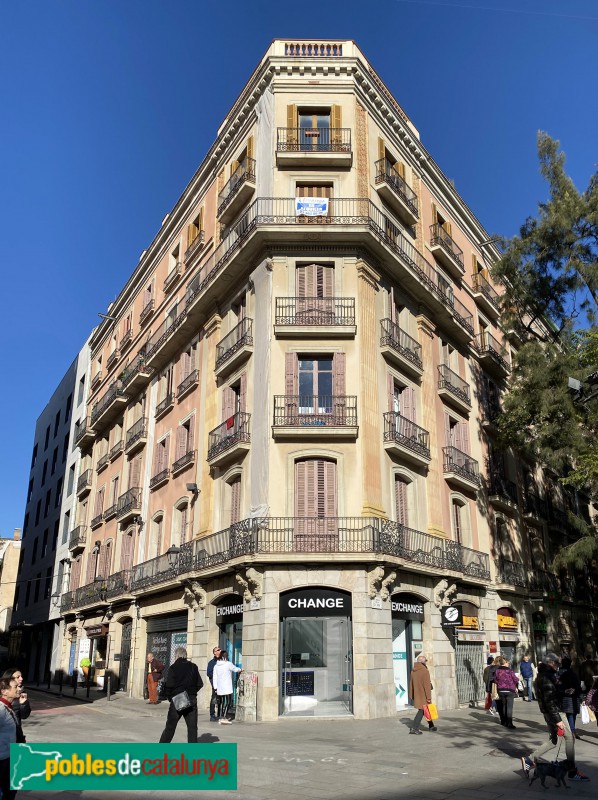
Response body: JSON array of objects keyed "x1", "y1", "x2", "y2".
[
  {"x1": 423, "y1": 704, "x2": 432, "y2": 721},
  {"x1": 484, "y1": 692, "x2": 492, "y2": 711}
]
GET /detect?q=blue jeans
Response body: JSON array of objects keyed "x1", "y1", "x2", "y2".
[{"x1": 523, "y1": 675, "x2": 534, "y2": 701}]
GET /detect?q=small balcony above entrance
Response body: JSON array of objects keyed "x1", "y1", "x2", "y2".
[
  {"x1": 272, "y1": 396, "x2": 358, "y2": 439},
  {"x1": 276, "y1": 128, "x2": 352, "y2": 167}
]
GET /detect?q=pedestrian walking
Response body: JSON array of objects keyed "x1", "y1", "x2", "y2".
[
  {"x1": 158, "y1": 647, "x2": 203, "y2": 743},
  {"x1": 493, "y1": 656, "x2": 519, "y2": 729},
  {"x1": 0, "y1": 675, "x2": 25, "y2": 800},
  {"x1": 585, "y1": 677, "x2": 598, "y2": 726},
  {"x1": 520, "y1": 652, "x2": 589, "y2": 782},
  {"x1": 146, "y1": 652, "x2": 165, "y2": 705},
  {"x1": 207, "y1": 645, "x2": 222, "y2": 722},
  {"x1": 557, "y1": 657, "x2": 582, "y2": 738},
  {"x1": 1, "y1": 668, "x2": 31, "y2": 726},
  {"x1": 518, "y1": 655, "x2": 536, "y2": 702},
  {"x1": 213, "y1": 651, "x2": 242, "y2": 725},
  {"x1": 483, "y1": 656, "x2": 498, "y2": 716},
  {"x1": 408, "y1": 654, "x2": 437, "y2": 734}
]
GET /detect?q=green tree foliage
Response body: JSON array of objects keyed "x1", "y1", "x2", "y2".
[{"x1": 491, "y1": 133, "x2": 598, "y2": 568}]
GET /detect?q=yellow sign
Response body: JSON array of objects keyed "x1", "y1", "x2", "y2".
[
  {"x1": 462, "y1": 615, "x2": 479, "y2": 629},
  {"x1": 498, "y1": 614, "x2": 518, "y2": 630}
]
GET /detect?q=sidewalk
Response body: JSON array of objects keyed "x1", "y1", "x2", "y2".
[{"x1": 22, "y1": 691, "x2": 598, "y2": 800}]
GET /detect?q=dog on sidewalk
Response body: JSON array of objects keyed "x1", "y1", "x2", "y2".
[{"x1": 529, "y1": 761, "x2": 569, "y2": 789}]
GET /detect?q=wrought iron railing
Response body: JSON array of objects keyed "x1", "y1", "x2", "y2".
[
  {"x1": 442, "y1": 446, "x2": 481, "y2": 486},
  {"x1": 529, "y1": 569, "x2": 559, "y2": 594},
  {"x1": 430, "y1": 223, "x2": 464, "y2": 269},
  {"x1": 60, "y1": 591, "x2": 75, "y2": 612},
  {"x1": 90, "y1": 513, "x2": 103, "y2": 529},
  {"x1": 105, "y1": 570, "x2": 132, "y2": 599},
  {"x1": 155, "y1": 394, "x2": 174, "y2": 417},
  {"x1": 97, "y1": 453, "x2": 109, "y2": 472},
  {"x1": 379, "y1": 319, "x2": 422, "y2": 369},
  {"x1": 471, "y1": 273, "x2": 500, "y2": 311},
  {"x1": 217, "y1": 158, "x2": 256, "y2": 217},
  {"x1": 116, "y1": 488, "x2": 142, "y2": 520},
  {"x1": 461, "y1": 545, "x2": 492, "y2": 579},
  {"x1": 75, "y1": 580, "x2": 106, "y2": 608},
  {"x1": 383, "y1": 412, "x2": 430, "y2": 459},
  {"x1": 125, "y1": 417, "x2": 148, "y2": 450},
  {"x1": 145, "y1": 311, "x2": 187, "y2": 361},
  {"x1": 68, "y1": 525, "x2": 87, "y2": 550},
  {"x1": 277, "y1": 128, "x2": 351, "y2": 153},
  {"x1": 164, "y1": 262, "x2": 182, "y2": 291},
  {"x1": 273, "y1": 395, "x2": 358, "y2": 427},
  {"x1": 104, "y1": 502, "x2": 117, "y2": 520},
  {"x1": 475, "y1": 332, "x2": 510, "y2": 371},
  {"x1": 74, "y1": 418, "x2": 94, "y2": 445},
  {"x1": 119, "y1": 329, "x2": 133, "y2": 350},
  {"x1": 149, "y1": 468, "x2": 169, "y2": 489},
  {"x1": 172, "y1": 450, "x2": 196, "y2": 473},
  {"x1": 496, "y1": 557, "x2": 527, "y2": 588},
  {"x1": 275, "y1": 299, "x2": 355, "y2": 327},
  {"x1": 374, "y1": 158, "x2": 418, "y2": 217},
  {"x1": 139, "y1": 298, "x2": 155, "y2": 324},
  {"x1": 109, "y1": 440, "x2": 124, "y2": 460},
  {"x1": 524, "y1": 492, "x2": 548, "y2": 519},
  {"x1": 177, "y1": 369, "x2": 199, "y2": 397},
  {"x1": 488, "y1": 473, "x2": 518, "y2": 505},
  {"x1": 76, "y1": 469, "x2": 92, "y2": 494},
  {"x1": 256, "y1": 517, "x2": 377, "y2": 553},
  {"x1": 107, "y1": 349, "x2": 120, "y2": 369},
  {"x1": 183, "y1": 230, "x2": 205, "y2": 264},
  {"x1": 91, "y1": 383, "x2": 128, "y2": 425},
  {"x1": 215, "y1": 318, "x2": 254, "y2": 369},
  {"x1": 437, "y1": 364, "x2": 470, "y2": 405},
  {"x1": 120, "y1": 358, "x2": 153, "y2": 389},
  {"x1": 208, "y1": 413, "x2": 251, "y2": 461}
]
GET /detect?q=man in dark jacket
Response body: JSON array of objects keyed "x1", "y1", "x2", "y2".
[
  {"x1": 521, "y1": 653, "x2": 589, "y2": 782},
  {"x1": 207, "y1": 646, "x2": 222, "y2": 722},
  {"x1": 158, "y1": 647, "x2": 203, "y2": 743}
]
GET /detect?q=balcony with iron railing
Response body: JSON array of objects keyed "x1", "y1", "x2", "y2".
[
  {"x1": 60, "y1": 590, "x2": 75, "y2": 613},
  {"x1": 379, "y1": 319, "x2": 423, "y2": 377},
  {"x1": 75, "y1": 579, "x2": 107, "y2": 609},
  {"x1": 103, "y1": 502, "x2": 118, "y2": 521},
  {"x1": 119, "y1": 328, "x2": 133, "y2": 351},
  {"x1": 374, "y1": 158, "x2": 418, "y2": 226},
  {"x1": 383, "y1": 412, "x2": 431, "y2": 466},
  {"x1": 495, "y1": 557, "x2": 528, "y2": 589},
  {"x1": 149, "y1": 468, "x2": 169, "y2": 491},
  {"x1": 96, "y1": 452, "x2": 109, "y2": 473},
  {"x1": 68, "y1": 525, "x2": 87, "y2": 553},
  {"x1": 172, "y1": 449, "x2": 196, "y2": 475},
  {"x1": 116, "y1": 487, "x2": 142, "y2": 522},
  {"x1": 109, "y1": 439, "x2": 124, "y2": 462},
  {"x1": 155, "y1": 393, "x2": 174, "y2": 420},
  {"x1": 272, "y1": 395, "x2": 358, "y2": 438},
  {"x1": 90, "y1": 382, "x2": 129, "y2": 430},
  {"x1": 76, "y1": 469, "x2": 93, "y2": 497},
  {"x1": 442, "y1": 446, "x2": 481, "y2": 490},
  {"x1": 437, "y1": 364, "x2": 471, "y2": 413},
  {"x1": 181, "y1": 198, "x2": 474, "y2": 345},
  {"x1": 207, "y1": 412, "x2": 251, "y2": 467},
  {"x1": 90, "y1": 512, "x2": 103, "y2": 529},
  {"x1": 91, "y1": 370, "x2": 103, "y2": 389},
  {"x1": 474, "y1": 331, "x2": 510, "y2": 376},
  {"x1": 119, "y1": 356, "x2": 153, "y2": 395},
  {"x1": 183, "y1": 230, "x2": 206, "y2": 267},
  {"x1": 524, "y1": 492, "x2": 548, "y2": 521},
  {"x1": 276, "y1": 128, "x2": 352, "y2": 167},
  {"x1": 471, "y1": 272, "x2": 500, "y2": 318},
  {"x1": 274, "y1": 299, "x2": 356, "y2": 338},
  {"x1": 74, "y1": 418, "x2": 96, "y2": 449},
  {"x1": 177, "y1": 369, "x2": 199, "y2": 400},
  {"x1": 217, "y1": 158, "x2": 257, "y2": 224},
  {"x1": 481, "y1": 398, "x2": 501, "y2": 430},
  {"x1": 429, "y1": 223, "x2": 464, "y2": 277},
  {"x1": 105, "y1": 569, "x2": 132, "y2": 600},
  {"x1": 125, "y1": 417, "x2": 148, "y2": 455},
  {"x1": 529, "y1": 569, "x2": 560, "y2": 595},
  {"x1": 487, "y1": 471, "x2": 518, "y2": 512},
  {"x1": 139, "y1": 298, "x2": 155, "y2": 326},
  {"x1": 143, "y1": 311, "x2": 188, "y2": 371},
  {"x1": 215, "y1": 318, "x2": 254, "y2": 377},
  {"x1": 107, "y1": 348, "x2": 120, "y2": 370},
  {"x1": 164, "y1": 261, "x2": 183, "y2": 293}
]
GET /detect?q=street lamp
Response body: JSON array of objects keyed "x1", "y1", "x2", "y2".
[{"x1": 166, "y1": 545, "x2": 181, "y2": 569}]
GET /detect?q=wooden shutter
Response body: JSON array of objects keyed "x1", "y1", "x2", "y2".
[
  {"x1": 162, "y1": 434, "x2": 170, "y2": 471},
  {"x1": 321, "y1": 265, "x2": 334, "y2": 298},
  {"x1": 230, "y1": 477, "x2": 241, "y2": 525},
  {"x1": 180, "y1": 505, "x2": 188, "y2": 544},
  {"x1": 296, "y1": 265, "x2": 307, "y2": 297},
  {"x1": 321, "y1": 460, "x2": 337, "y2": 518},
  {"x1": 387, "y1": 374, "x2": 395, "y2": 413},
  {"x1": 222, "y1": 386, "x2": 235, "y2": 420},
  {"x1": 401, "y1": 386, "x2": 416, "y2": 422},
  {"x1": 111, "y1": 476, "x2": 119, "y2": 505},
  {"x1": 128, "y1": 455, "x2": 142, "y2": 489},
  {"x1": 230, "y1": 158, "x2": 239, "y2": 177},
  {"x1": 395, "y1": 477, "x2": 409, "y2": 526},
  {"x1": 152, "y1": 443, "x2": 161, "y2": 477},
  {"x1": 287, "y1": 104, "x2": 297, "y2": 144},
  {"x1": 377, "y1": 136, "x2": 385, "y2": 161},
  {"x1": 333, "y1": 353, "x2": 346, "y2": 396},
  {"x1": 331, "y1": 104, "x2": 342, "y2": 144},
  {"x1": 247, "y1": 135, "x2": 254, "y2": 160},
  {"x1": 460, "y1": 420, "x2": 470, "y2": 454},
  {"x1": 198, "y1": 207, "x2": 204, "y2": 233},
  {"x1": 180, "y1": 350, "x2": 190, "y2": 381},
  {"x1": 70, "y1": 556, "x2": 82, "y2": 591},
  {"x1": 85, "y1": 548, "x2": 98, "y2": 584},
  {"x1": 98, "y1": 540, "x2": 112, "y2": 579},
  {"x1": 431, "y1": 202, "x2": 438, "y2": 225},
  {"x1": 93, "y1": 487, "x2": 105, "y2": 518},
  {"x1": 394, "y1": 160, "x2": 405, "y2": 179},
  {"x1": 186, "y1": 417, "x2": 194, "y2": 454},
  {"x1": 285, "y1": 353, "x2": 298, "y2": 396},
  {"x1": 120, "y1": 530, "x2": 134, "y2": 571},
  {"x1": 239, "y1": 373, "x2": 247, "y2": 413},
  {"x1": 445, "y1": 413, "x2": 453, "y2": 447}
]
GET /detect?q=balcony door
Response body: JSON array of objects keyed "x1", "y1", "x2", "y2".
[
  {"x1": 294, "y1": 458, "x2": 337, "y2": 551},
  {"x1": 296, "y1": 264, "x2": 334, "y2": 323},
  {"x1": 298, "y1": 112, "x2": 331, "y2": 150}
]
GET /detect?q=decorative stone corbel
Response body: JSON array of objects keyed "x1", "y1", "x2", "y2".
[
  {"x1": 368, "y1": 565, "x2": 397, "y2": 600},
  {"x1": 235, "y1": 567, "x2": 263, "y2": 602},
  {"x1": 434, "y1": 578, "x2": 457, "y2": 609},
  {"x1": 182, "y1": 580, "x2": 207, "y2": 611}
]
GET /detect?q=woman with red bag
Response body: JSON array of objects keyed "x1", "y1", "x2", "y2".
[
  {"x1": 408, "y1": 655, "x2": 438, "y2": 735},
  {"x1": 493, "y1": 656, "x2": 519, "y2": 729}
]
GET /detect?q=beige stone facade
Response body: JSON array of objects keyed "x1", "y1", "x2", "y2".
[{"x1": 50, "y1": 40, "x2": 596, "y2": 719}]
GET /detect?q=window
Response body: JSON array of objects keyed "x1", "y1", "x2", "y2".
[
  {"x1": 44, "y1": 567, "x2": 52, "y2": 600},
  {"x1": 67, "y1": 464, "x2": 75, "y2": 496},
  {"x1": 85, "y1": 545, "x2": 100, "y2": 584},
  {"x1": 387, "y1": 376, "x2": 416, "y2": 421},
  {"x1": 62, "y1": 511, "x2": 70, "y2": 545},
  {"x1": 175, "y1": 417, "x2": 195, "y2": 462},
  {"x1": 289, "y1": 104, "x2": 342, "y2": 150},
  {"x1": 41, "y1": 460, "x2": 48, "y2": 486},
  {"x1": 187, "y1": 209, "x2": 204, "y2": 249},
  {"x1": 31, "y1": 537, "x2": 38, "y2": 564},
  {"x1": 42, "y1": 529, "x2": 48, "y2": 558},
  {"x1": 35, "y1": 499, "x2": 41, "y2": 525},
  {"x1": 432, "y1": 203, "x2": 452, "y2": 236},
  {"x1": 168, "y1": 244, "x2": 180, "y2": 276},
  {"x1": 55, "y1": 477, "x2": 63, "y2": 508},
  {"x1": 149, "y1": 515, "x2": 163, "y2": 559},
  {"x1": 395, "y1": 476, "x2": 410, "y2": 526},
  {"x1": 445, "y1": 413, "x2": 470, "y2": 453},
  {"x1": 25, "y1": 582, "x2": 31, "y2": 607},
  {"x1": 93, "y1": 486, "x2": 105, "y2": 520},
  {"x1": 143, "y1": 282, "x2": 153, "y2": 309},
  {"x1": 451, "y1": 497, "x2": 472, "y2": 547},
  {"x1": 120, "y1": 528, "x2": 135, "y2": 571},
  {"x1": 54, "y1": 410, "x2": 61, "y2": 438},
  {"x1": 98, "y1": 540, "x2": 113, "y2": 579},
  {"x1": 222, "y1": 381, "x2": 244, "y2": 420},
  {"x1": 77, "y1": 377, "x2": 86, "y2": 406},
  {"x1": 51, "y1": 447, "x2": 58, "y2": 476},
  {"x1": 110, "y1": 475, "x2": 120, "y2": 506},
  {"x1": 62, "y1": 432, "x2": 69, "y2": 463},
  {"x1": 173, "y1": 502, "x2": 189, "y2": 546},
  {"x1": 31, "y1": 444, "x2": 38, "y2": 469},
  {"x1": 295, "y1": 263, "x2": 334, "y2": 299},
  {"x1": 180, "y1": 341, "x2": 198, "y2": 382},
  {"x1": 65, "y1": 392, "x2": 73, "y2": 422},
  {"x1": 496, "y1": 517, "x2": 513, "y2": 560},
  {"x1": 441, "y1": 340, "x2": 457, "y2": 371},
  {"x1": 294, "y1": 458, "x2": 337, "y2": 548},
  {"x1": 27, "y1": 478, "x2": 34, "y2": 503},
  {"x1": 23, "y1": 513, "x2": 29, "y2": 538},
  {"x1": 44, "y1": 425, "x2": 50, "y2": 450},
  {"x1": 70, "y1": 556, "x2": 82, "y2": 592},
  {"x1": 44, "y1": 489, "x2": 51, "y2": 518},
  {"x1": 158, "y1": 364, "x2": 174, "y2": 405},
  {"x1": 152, "y1": 435, "x2": 170, "y2": 478},
  {"x1": 128, "y1": 455, "x2": 142, "y2": 490},
  {"x1": 226, "y1": 477, "x2": 241, "y2": 526}
]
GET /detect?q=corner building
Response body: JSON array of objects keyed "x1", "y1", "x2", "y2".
[{"x1": 59, "y1": 40, "x2": 598, "y2": 719}]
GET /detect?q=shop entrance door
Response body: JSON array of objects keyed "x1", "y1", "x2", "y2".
[
  {"x1": 281, "y1": 616, "x2": 352, "y2": 717},
  {"x1": 392, "y1": 619, "x2": 424, "y2": 710},
  {"x1": 455, "y1": 641, "x2": 485, "y2": 705},
  {"x1": 119, "y1": 621, "x2": 132, "y2": 691},
  {"x1": 218, "y1": 622, "x2": 243, "y2": 706}
]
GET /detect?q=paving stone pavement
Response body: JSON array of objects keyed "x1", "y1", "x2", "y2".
[{"x1": 17, "y1": 689, "x2": 598, "y2": 800}]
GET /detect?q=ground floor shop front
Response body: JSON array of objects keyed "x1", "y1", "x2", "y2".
[{"x1": 57, "y1": 565, "x2": 598, "y2": 721}]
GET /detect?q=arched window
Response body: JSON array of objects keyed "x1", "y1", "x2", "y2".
[
  {"x1": 98, "y1": 539, "x2": 113, "y2": 579},
  {"x1": 173, "y1": 501, "x2": 189, "y2": 546},
  {"x1": 451, "y1": 497, "x2": 472, "y2": 547},
  {"x1": 149, "y1": 514, "x2": 164, "y2": 559},
  {"x1": 496, "y1": 517, "x2": 513, "y2": 560},
  {"x1": 85, "y1": 544, "x2": 100, "y2": 584},
  {"x1": 395, "y1": 475, "x2": 410, "y2": 526},
  {"x1": 120, "y1": 528, "x2": 135, "y2": 571},
  {"x1": 70, "y1": 555, "x2": 82, "y2": 591}
]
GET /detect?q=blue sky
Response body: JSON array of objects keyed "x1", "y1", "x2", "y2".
[{"x1": 0, "y1": 0, "x2": 596, "y2": 537}]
